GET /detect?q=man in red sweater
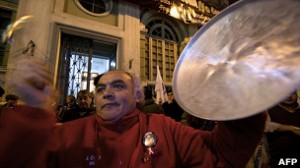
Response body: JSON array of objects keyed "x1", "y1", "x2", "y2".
[{"x1": 0, "y1": 60, "x2": 266, "y2": 168}]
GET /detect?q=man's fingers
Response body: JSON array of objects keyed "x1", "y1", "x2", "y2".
[
  {"x1": 7, "y1": 60, "x2": 55, "y2": 109},
  {"x1": 17, "y1": 60, "x2": 52, "y2": 84},
  {"x1": 11, "y1": 60, "x2": 52, "y2": 90}
]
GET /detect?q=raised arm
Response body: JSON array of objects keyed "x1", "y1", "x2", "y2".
[
  {"x1": 152, "y1": 111, "x2": 266, "y2": 168},
  {"x1": 212, "y1": 112, "x2": 267, "y2": 167},
  {"x1": 0, "y1": 60, "x2": 56, "y2": 167}
]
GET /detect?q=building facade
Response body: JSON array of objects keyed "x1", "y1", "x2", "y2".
[{"x1": 0, "y1": 0, "x2": 224, "y2": 103}]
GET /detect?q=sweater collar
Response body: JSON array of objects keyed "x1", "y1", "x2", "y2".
[{"x1": 96, "y1": 108, "x2": 140, "y2": 129}]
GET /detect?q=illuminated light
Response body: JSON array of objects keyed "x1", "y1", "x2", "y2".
[
  {"x1": 170, "y1": 5, "x2": 180, "y2": 19},
  {"x1": 110, "y1": 61, "x2": 116, "y2": 67}
]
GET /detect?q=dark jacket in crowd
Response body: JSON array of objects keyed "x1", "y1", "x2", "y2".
[
  {"x1": 162, "y1": 100, "x2": 184, "y2": 122},
  {"x1": 59, "y1": 106, "x2": 95, "y2": 123},
  {"x1": 266, "y1": 103, "x2": 300, "y2": 167},
  {"x1": 140, "y1": 98, "x2": 165, "y2": 115}
]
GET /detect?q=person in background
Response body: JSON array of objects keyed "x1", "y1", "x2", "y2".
[
  {"x1": 162, "y1": 90, "x2": 184, "y2": 122},
  {"x1": 265, "y1": 91, "x2": 300, "y2": 167},
  {"x1": 3, "y1": 94, "x2": 19, "y2": 108},
  {"x1": 0, "y1": 60, "x2": 266, "y2": 167},
  {"x1": 140, "y1": 86, "x2": 165, "y2": 115},
  {"x1": 0, "y1": 86, "x2": 5, "y2": 104},
  {"x1": 0, "y1": 93, "x2": 19, "y2": 128},
  {"x1": 66, "y1": 94, "x2": 79, "y2": 110},
  {"x1": 56, "y1": 94, "x2": 80, "y2": 121},
  {"x1": 59, "y1": 90, "x2": 95, "y2": 122}
]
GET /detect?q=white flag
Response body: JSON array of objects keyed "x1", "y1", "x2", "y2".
[{"x1": 155, "y1": 65, "x2": 166, "y2": 104}]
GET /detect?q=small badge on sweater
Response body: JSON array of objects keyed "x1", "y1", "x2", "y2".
[
  {"x1": 142, "y1": 131, "x2": 159, "y2": 162},
  {"x1": 143, "y1": 131, "x2": 157, "y2": 147}
]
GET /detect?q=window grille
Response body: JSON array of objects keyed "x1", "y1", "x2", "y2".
[{"x1": 58, "y1": 34, "x2": 116, "y2": 103}]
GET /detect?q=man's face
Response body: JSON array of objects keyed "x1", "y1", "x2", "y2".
[
  {"x1": 77, "y1": 94, "x2": 92, "y2": 109},
  {"x1": 66, "y1": 96, "x2": 75, "y2": 105},
  {"x1": 283, "y1": 92, "x2": 298, "y2": 104},
  {"x1": 94, "y1": 71, "x2": 138, "y2": 121},
  {"x1": 167, "y1": 92, "x2": 174, "y2": 101}
]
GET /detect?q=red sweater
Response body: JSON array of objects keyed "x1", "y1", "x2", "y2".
[
  {"x1": 0, "y1": 105, "x2": 55, "y2": 168},
  {"x1": 0, "y1": 106, "x2": 266, "y2": 168}
]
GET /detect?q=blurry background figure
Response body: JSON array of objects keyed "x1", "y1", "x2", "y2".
[
  {"x1": 140, "y1": 86, "x2": 165, "y2": 115},
  {"x1": 66, "y1": 95, "x2": 79, "y2": 110},
  {"x1": 3, "y1": 94, "x2": 19, "y2": 108},
  {"x1": 77, "y1": 90, "x2": 94, "y2": 109},
  {"x1": 0, "y1": 87, "x2": 5, "y2": 105},
  {"x1": 59, "y1": 90, "x2": 95, "y2": 123},
  {"x1": 162, "y1": 89, "x2": 184, "y2": 122},
  {"x1": 56, "y1": 94, "x2": 80, "y2": 121},
  {"x1": 265, "y1": 91, "x2": 300, "y2": 167}
]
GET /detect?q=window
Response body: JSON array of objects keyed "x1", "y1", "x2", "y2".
[
  {"x1": 0, "y1": 9, "x2": 14, "y2": 66},
  {"x1": 141, "y1": 19, "x2": 179, "y2": 83},
  {"x1": 146, "y1": 19, "x2": 179, "y2": 42},
  {"x1": 74, "y1": 0, "x2": 113, "y2": 16},
  {"x1": 66, "y1": 53, "x2": 110, "y2": 96}
]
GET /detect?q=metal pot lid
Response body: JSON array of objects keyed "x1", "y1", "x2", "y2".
[{"x1": 173, "y1": 0, "x2": 300, "y2": 121}]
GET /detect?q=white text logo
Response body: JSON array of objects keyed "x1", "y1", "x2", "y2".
[{"x1": 278, "y1": 158, "x2": 297, "y2": 166}]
